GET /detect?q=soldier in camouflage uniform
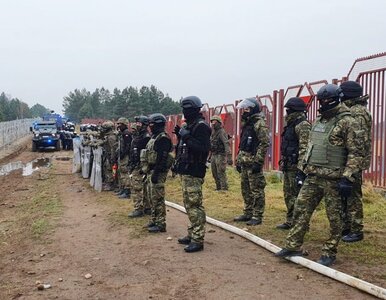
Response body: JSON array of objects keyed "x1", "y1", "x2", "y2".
[
  {"x1": 210, "y1": 115, "x2": 232, "y2": 191},
  {"x1": 277, "y1": 97, "x2": 311, "y2": 230},
  {"x1": 116, "y1": 117, "x2": 132, "y2": 198},
  {"x1": 234, "y1": 98, "x2": 269, "y2": 226},
  {"x1": 174, "y1": 96, "x2": 211, "y2": 253},
  {"x1": 128, "y1": 116, "x2": 151, "y2": 218},
  {"x1": 142, "y1": 113, "x2": 173, "y2": 232},
  {"x1": 340, "y1": 81, "x2": 372, "y2": 243},
  {"x1": 275, "y1": 84, "x2": 363, "y2": 266},
  {"x1": 99, "y1": 121, "x2": 119, "y2": 191}
]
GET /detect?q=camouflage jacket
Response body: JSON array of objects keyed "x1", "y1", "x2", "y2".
[
  {"x1": 344, "y1": 95, "x2": 372, "y2": 170},
  {"x1": 210, "y1": 125, "x2": 230, "y2": 155},
  {"x1": 237, "y1": 113, "x2": 270, "y2": 166},
  {"x1": 302, "y1": 104, "x2": 362, "y2": 180},
  {"x1": 103, "y1": 131, "x2": 119, "y2": 163}
]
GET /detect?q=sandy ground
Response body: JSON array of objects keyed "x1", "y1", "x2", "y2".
[{"x1": 0, "y1": 142, "x2": 378, "y2": 299}]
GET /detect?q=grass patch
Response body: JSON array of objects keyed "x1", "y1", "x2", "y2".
[{"x1": 166, "y1": 167, "x2": 386, "y2": 282}]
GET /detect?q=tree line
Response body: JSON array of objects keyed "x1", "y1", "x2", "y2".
[
  {"x1": 0, "y1": 92, "x2": 50, "y2": 122},
  {"x1": 62, "y1": 85, "x2": 181, "y2": 123}
]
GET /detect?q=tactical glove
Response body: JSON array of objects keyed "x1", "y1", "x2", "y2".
[
  {"x1": 295, "y1": 171, "x2": 306, "y2": 187},
  {"x1": 338, "y1": 177, "x2": 353, "y2": 198},
  {"x1": 251, "y1": 162, "x2": 262, "y2": 174},
  {"x1": 173, "y1": 125, "x2": 181, "y2": 137}
]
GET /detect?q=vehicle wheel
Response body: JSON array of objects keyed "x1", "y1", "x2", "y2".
[
  {"x1": 56, "y1": 141, "x2": 61, "y2": 151},
  {"x1": 32, "y1": 141, "x2": 37, "y2": 152}
]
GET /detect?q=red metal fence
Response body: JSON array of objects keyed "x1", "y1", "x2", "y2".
[{"x1": 165, "y1": 52, "x2": 386, "y2": 188}]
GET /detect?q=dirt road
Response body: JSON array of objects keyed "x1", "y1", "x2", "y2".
[{"x1": 0, "y1": 145, "x2": 376, "y2": 299}]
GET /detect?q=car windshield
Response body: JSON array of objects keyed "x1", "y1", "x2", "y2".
[{"x1": 36, "y1": 124, "x2": 56, "y2": 129}]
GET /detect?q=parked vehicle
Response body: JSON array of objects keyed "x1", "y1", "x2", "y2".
[{"x1": 31, "y1": 121, "x2": 61, "y2": 151}]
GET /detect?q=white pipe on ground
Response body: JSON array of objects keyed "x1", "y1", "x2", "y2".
[{"x1": 166, "y1": 200, "x2": 386, "y2": 299}]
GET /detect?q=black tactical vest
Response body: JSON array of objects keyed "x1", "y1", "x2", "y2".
[
  {"x1": 239, "y1": 123, "x2": 258, "y2": 154},
  {"x1": 280, "y1": 117, "x2": 306, "y2": 164},
  {"x1": 130, "y1": 131, "x2": 150, "y2": 165}
]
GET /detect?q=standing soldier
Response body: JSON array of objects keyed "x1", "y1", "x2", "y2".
[
  {"x1": 340, "y1": 81, "x2": 372, "y2": 243},
  {"x1": 275, "y1": 84, "x2": 362, "y2": 266},
  {"x1": 174, "y1": 96, "x2": 211, "y2": 252},
  {"x1": 234, "y1": 98, "x2": 269, "y2": 226},
  {"x1": 127, "y1": 116, "x2": 151, "y2": 218},
  {"x1": 144, "y1": 113, "x2": 173, "y2": 232},
  {"x1": 209, "y1": 115, "x2": 232, "y2": 191},
  {"x1": 100, "y1": 120, "x2": 119, "y2": 191},
  {"x1": 277, "y1": 97, "x2": 311, "y2": 230},
  {"x1": 116, "y1": 117, "x2": 132, "y2": 199}
]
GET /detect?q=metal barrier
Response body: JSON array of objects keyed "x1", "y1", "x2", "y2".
[{"x1": 0, "y1": 118, "x2": 35, "y2": 150}]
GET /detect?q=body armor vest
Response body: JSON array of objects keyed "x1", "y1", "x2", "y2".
[
  {"x1": 239, "y1": 123, "x2": 258, "y2": 154},
  {"x1": 146, "y1": 132, "x2": 173, "y2": 169},
  {"x1": 307, "y1": 112, "x2": 350, "y2": 169},
  {"x1": 130, "y1": 131, "x2": 150, "y2": 166},
  {"x1": 281, "y1": 117, "x2": 305, "y2": 165}
]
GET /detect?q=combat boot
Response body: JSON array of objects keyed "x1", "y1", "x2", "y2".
[
  {"x1": 316, "y1": 255, "x2": 336, "y2": 267},
  {"x1": 178, "y1": 236, "x2": 191, "y2": 245},
  {"x1": 148, "y1": 225, "x2": 166, "y2": 233},
  {"x1": 275, "y1": 248, "x2": 303, "y2": 258},
  {"x1": 184, "y1": 242, "x2": 204, "y2": 253},
  {"x1": 233, "y1": 214, "x2": 252, "y2": 222},
  {"x1": 276, "y1": 222, "x2": 291, "y2": 230},
  {"x1": 246, "y1": 218, "x2": 262, "y2": 226},
  {"x1": 342, "y1": 232, "x2": 364, "y2": 243},
  {"x1": 128, "y1": 210, "x2": 144, "y2": 218},
  {"x1": 118, "y1": 189, "x2": 130, "y2": 199},
  {"x1": 144, "y1": 208, "x2": 152, "y2": 215},
  {"x1": 114, "y1": 189, "x2": 123, "y2": 195}
]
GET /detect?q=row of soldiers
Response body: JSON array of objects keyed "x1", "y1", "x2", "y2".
[
  {"x1": 81, "y1": 80, "x2": 371, "y2": 261},
  {"x1": 208, "y1": 80, "x2": 371, "y2": 266},
  {"x1": 82, "y1": 96, "x2": 211, "y2": 253}
]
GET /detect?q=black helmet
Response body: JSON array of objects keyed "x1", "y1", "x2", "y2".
[
  {"x1": 149, "y1": 113, "x2": 167, "y2": 124},
  {"x1": 316, "y1": 84, "x2": 343, "y2": 100},
  {"x1": 284, "y1": 97, "x2": 306, "y2": 111},
  {"x1": 316, "y1": 84, "x2": 343, "y2": 112},
  {"x1": 134, "y1": 115, "x2": 150, "y2": 126},
  {"x1": 180, "y1": 96, "x2": 203, "y2": 109},
  {"x1": 340, "y1": 81, "x2": 363, "y2": 100}
]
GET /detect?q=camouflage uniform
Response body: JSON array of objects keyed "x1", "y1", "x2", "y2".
[
  {"x1": 280, "y1": 112, "x2": 311, "y2": 226},
  {"x1": 285, "y1": 104, "x2": 362, "y2": 258},
  {"x1": 144, "y1": 131, "x2": 173, "y2": 229},
  {"x1": 174, "y1": 115, "x2": 211, "y2": 244},
  {"x1": 342, "y1": 95, "x2": 372, "y2": 234},
  {"x1": 210, "y1": 122, "x2": 231, "y2": 190},
  {"x1": 129, "y1": 127, "x2": 151, "y2": 213},
  {"x1": 117, "y1": 128, "x2": 132, "y2": 192},
  {"x1": 104, "y1": 130, "x2": 119, "y2": 186},
  {"x1": 236, "y1": 113, "x2": 270, "y2": 221}
]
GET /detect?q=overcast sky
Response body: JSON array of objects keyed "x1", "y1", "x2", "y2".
[{"x1": 1, "y1": 0, "x2": 386, "y2": 114}]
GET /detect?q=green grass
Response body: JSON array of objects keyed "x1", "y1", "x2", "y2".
[{"x1": 166, "y1": 167, "x2": 386, "y2": 284}]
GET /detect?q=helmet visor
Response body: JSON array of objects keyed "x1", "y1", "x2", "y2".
[{"x1": 236, "y1": 98, "x2": 257, "y2": 109}]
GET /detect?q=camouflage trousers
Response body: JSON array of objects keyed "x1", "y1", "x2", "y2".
[
  {"x1": 131, "y1": 169, "x2": 150, "y2": 211},
  {"x1": 211, "y1": 154, "x2": 228, "y2": 190},
  {"x1": 180, "y1": 175, "x2": 206, "y2": 243},
  {"x1": 118, "y1": 157, "x2": 130, "y2": 189},
  {"x1": 102, "y1": 157, "x2": 114, "y2": 185},
  {"x1": 283, "y1": 169, "x2": 301, "y2": 225},
  {"x1": 241, "y1": 167, "x2": 266, "y2": 219},
  {"x1": 147, "y1": 171, "x2": 168, "y2": 229},
  {"x1": 285, "y1": 175, "x2": 343, "y2": 258},
  {"x1": 343, "y1": 172, "x2": 364, "y2": 234}
]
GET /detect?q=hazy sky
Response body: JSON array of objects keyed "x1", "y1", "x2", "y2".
[{"x1": 1, "y1": 0, "x2": 386, "y2": 114}]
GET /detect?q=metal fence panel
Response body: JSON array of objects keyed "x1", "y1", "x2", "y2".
[{"x1": 0, "y1": 118, "x2": 35, "y2": 150}]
